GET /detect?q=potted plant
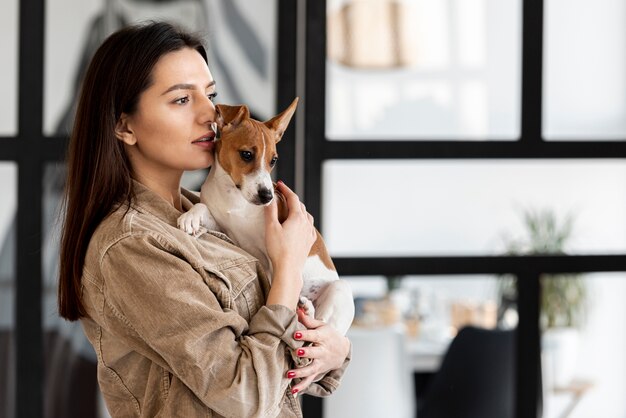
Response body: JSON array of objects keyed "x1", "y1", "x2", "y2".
[{"x1": 497, "y1": 208, "x2": 588, "y2": 388}]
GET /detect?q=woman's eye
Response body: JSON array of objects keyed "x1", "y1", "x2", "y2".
[
  {"x1": 240, "y1": 151, "x2": 253, "y2": 162},
  {"x1": 174, "y1": 96, "x2": 189, "y2": 105},
  {"x1": 208, "y1": 92, "x2": 218, "y2": 102},
  {"x1": 270, "y1": 156, "x2": 278, "y2": 167}
]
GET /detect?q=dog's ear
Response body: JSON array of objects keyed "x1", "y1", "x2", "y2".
[
  {"x1": 215, "y1": 104, "x2": 250, "y2": 130},
  {"x1": 264, "y1": 97, "x2": 299, "y2": 143}
]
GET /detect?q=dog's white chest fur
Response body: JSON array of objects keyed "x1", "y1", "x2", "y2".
[{"x1": 199, "y1": 162, "x2": 272, "y2": 272}]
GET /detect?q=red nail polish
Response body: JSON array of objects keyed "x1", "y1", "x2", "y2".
[
  {"x1": 294, "y1": 332, "x2": 302, "y2": 340},
  {"x1": 287, "y1": 371, "x2": 296, "y2": 378},
  {"x1": 297, "y1": 349, "x2": 305, "y2": 356},
  {"x1": 292, "y1": 388, "x2": 299, "y2": 395}
]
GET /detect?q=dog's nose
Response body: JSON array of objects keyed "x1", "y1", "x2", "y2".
[{"x1": 258, "y1": 188, "x2": 274, "y2": 204}]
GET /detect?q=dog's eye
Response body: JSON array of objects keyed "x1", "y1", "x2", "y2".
[
  {"x1": 270, "y1": 156, "x2": 278, "y2": 167},
  {"x1": 240, "y1": 151, "x2": 253, "y2": 162}
]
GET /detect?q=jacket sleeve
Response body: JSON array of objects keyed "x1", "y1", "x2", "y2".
[{"x1": 98, "y1": 233, "x2": 303, "y2": 418}]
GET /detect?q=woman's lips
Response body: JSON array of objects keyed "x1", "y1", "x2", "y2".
[
  {"x1": 192, "y1": 130, "x2": 215, "y2": 144},
  {"x1": 192, "y1": 127, "x2": 217, "y2": 150},
  {"x1": 193, "y1": 139, "x2": 215, "y2": 150},
  {"x1": 192, "y1": 133, "x2": 214, "y2": 141}
]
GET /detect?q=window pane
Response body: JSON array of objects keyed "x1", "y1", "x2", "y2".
[
  {"x1": 544, "y1": 0, "x2": 626, "y2": 140},
  {"x1": 348, "y1": 274, "x2": 502, "y2": 337},
  {"x1": 42, "y1": 164, "x2": 112, "y2": 417},
  {"x1": 44, "y1": 0, "x2": 278, "y2": 136},
  {"x1": 44, "y1": 0, "x2": 102, "y2": 136},
  {"x1": 327, "y1": 275, "x2": 514, "y2": 417},
  {"x1": 322, "y1": 159, "x2": 626, "y2": 256},
  {"x1": 0, "y1": 0, "x2": 18, "y2": 136},
  {"x1": 541, "y1": 273, "x2": 626, "y2": 418},
  {"x1": 326, "y1": 0, "x2": 521, "y2": 140},
  {"x1": 0, "y1": 163, "x2": 17, "y2": 418}
]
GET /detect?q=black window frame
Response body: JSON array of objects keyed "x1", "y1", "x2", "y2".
[{"x1": 3, "y1": 1, "x2": 65, "y2": 417}]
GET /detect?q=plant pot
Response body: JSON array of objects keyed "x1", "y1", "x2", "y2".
[{"x1": 541, "y1": 327, "x2": 580, "y2": 389}]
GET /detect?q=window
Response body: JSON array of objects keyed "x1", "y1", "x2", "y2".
[{"x1": 293, "y1": 1, "x2": 626, "y2": 416}]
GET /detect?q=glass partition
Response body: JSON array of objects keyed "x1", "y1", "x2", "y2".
[
  {"x1": 41, "y1": 163, "x2": 111, "y2": 417},
  {"x1": 0, "y1": 163, "x2": 17, "y2": 418},
  {"x1": 322, "y1": 159, "x2": 626, "y2": 256},
  {"x1": 348, "y1": 274, "x2": 502, "y2": 336},
  {"x1": 327, "y1": 274, "x2": 513, "y2": 417},
  {"x1": 541, "y1": 273, "x2": 626, "y2": 418},
  {"x1": 44, "y1": 0, "x2": 101, "y2": 135},
  {"x1": 44, "y1": 0, "x2": 278, "y2": 136},
  {"x1": 0, "y1": 0, "x2": 18, "y2": 136},
  {"x1": 326, "y1": 0, "x2": 522, "y2": 140},
  {"x1": 544, "y1": 0, "x2": 626, "y2": 140}
]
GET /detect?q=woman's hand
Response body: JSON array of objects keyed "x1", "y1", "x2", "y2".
[
  {"x1": 264, "y1": 181, "x2": 317, "y2": 308},
  {"x1": 264, "y1": 181, "x2": 316, "y2": 272},
  {"x1": 287, "y1": 310, "x2": 351, "y2": 396}
]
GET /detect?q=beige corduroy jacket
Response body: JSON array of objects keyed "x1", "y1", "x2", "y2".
[{"x1": 79, "y1": 181, "x2": 350, "y2": 418}]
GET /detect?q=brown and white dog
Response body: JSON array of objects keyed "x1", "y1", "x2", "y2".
[{"x1": 178, "y1": 98, "x2": 354, "y2": 335}]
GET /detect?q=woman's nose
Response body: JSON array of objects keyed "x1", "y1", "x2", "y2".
[{"x1": 198, "y1": 97, "x2": 217, "y2": 124}]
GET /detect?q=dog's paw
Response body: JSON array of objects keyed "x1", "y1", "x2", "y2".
[
  {"x1": 298, "y1": 296, "x2": 316, "y2": 318},
  {"x1": 177, "y1": 203, "x2": 214, "y2": 236}
]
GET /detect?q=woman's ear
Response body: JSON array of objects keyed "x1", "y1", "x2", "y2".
[{"x1": 115, "y1": 114, "x2": 137, "y2": 145}]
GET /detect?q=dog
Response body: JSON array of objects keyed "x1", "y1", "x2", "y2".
[{"x1": 178, "y1": 98, "x2": 354, "y2": 335}]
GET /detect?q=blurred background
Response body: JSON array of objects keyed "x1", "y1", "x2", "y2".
[{"x1": 2, "y1": 0, "x2": 626, "y2": 417}]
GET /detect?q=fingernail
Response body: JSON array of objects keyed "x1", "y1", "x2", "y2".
[
  {"x1": 292, "y1": 388, "x2": 299, "y2": 397},
  {"x1": 294, "y1": 332, "x2": 302, "y2": 340},
  {"x1": 287, "y1": 371, "x2": 296, "y2": 378},
  {"x1": 278, "y1": 180, "x2": 284, "y2": 186},
  {"x1": 297, "y1": 349, "x2": 305, "y2": 356}
]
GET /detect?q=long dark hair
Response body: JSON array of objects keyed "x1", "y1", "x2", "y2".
[{"x1": 59, "y1": 22, "x2": 208, "y2": 320}]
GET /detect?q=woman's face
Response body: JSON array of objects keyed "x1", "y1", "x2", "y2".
[{"x1": 118, "y1": 47, "x2": 217, "y2": 180}]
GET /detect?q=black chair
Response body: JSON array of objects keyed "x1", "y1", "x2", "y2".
[{"x1": 418, "y1": 326, "x2": 516, "y2": 418}]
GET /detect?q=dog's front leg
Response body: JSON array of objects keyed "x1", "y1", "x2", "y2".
[
  {"x1": 177, "y1": 203, "x2": 220, "y2": 236},
  {"x1": 312, "y1": 280, "x2": 355, "y2": 336},
  {"x1": 298, "y1": 296, "x2": 316, "y2": 318}
]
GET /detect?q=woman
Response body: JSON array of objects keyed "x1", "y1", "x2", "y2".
[{"x1": 58, "y1": 21, "x2": 350, "y2": 417}]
